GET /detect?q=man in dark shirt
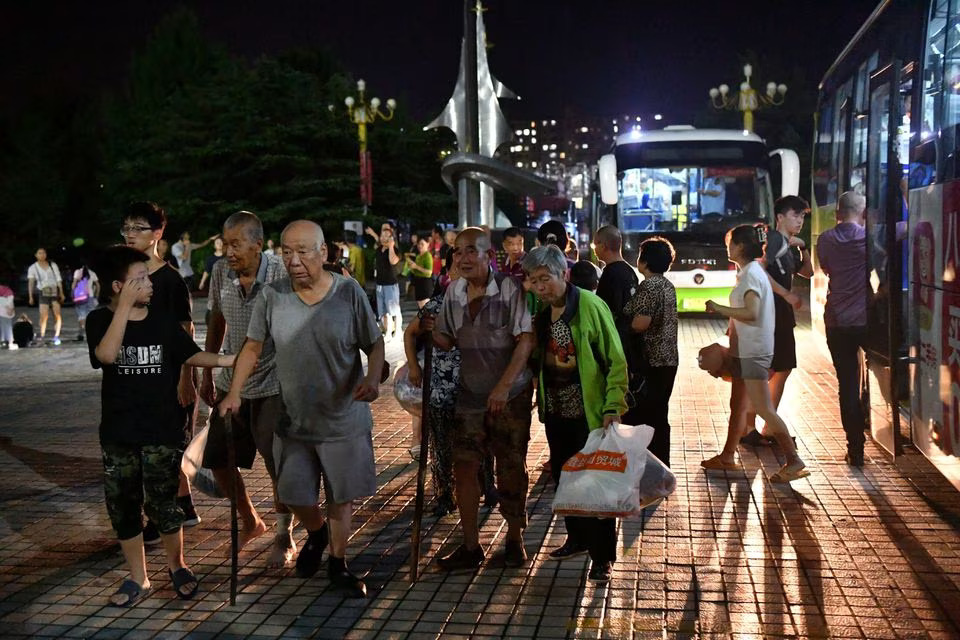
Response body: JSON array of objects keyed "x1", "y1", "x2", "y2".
[
  {"x1": 365, "y1": 224, "x2": 402, "y2": 338},
  {"x1": 593, "y1": 225, "x2": 644, "y2": 424},
  {"x1": 122, "y1": 202, "x2": 202, "y2": 540},
  {"x1": 817, "y1": 191, "x2": 869, "y2": 466},
  {"x1": 740, "y1": 196, "x2": 813, "y2": 447}
]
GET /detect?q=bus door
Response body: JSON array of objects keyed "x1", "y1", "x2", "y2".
[{"x1": 865, "y1": 61, "x2": 911, "y2": 457}]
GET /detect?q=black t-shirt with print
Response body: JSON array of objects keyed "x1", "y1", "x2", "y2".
[
  {"x1": 149, "y1": 263, "x2": 192, "y2": 324},
  {"x1": 86, "y1": 307, "x2": 201, "y2": 447}
]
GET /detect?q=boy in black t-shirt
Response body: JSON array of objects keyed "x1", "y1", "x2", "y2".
[{"x1": 87, "y1": 246, "x2": 234, "y2": 607}]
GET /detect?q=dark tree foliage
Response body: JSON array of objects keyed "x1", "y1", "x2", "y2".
[{"x1": 0, "y1": 7, "x2": 454, "y2": 279}]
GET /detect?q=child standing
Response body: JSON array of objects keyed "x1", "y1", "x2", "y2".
[{"x1": 87, "y1": 246, "x2": 234, "y2": 607}]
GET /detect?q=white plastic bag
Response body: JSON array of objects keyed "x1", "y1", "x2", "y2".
[
  {"x1": 181, "y1": 425, "x2": 224, "y2": 499},
  {"x1": 553, "y1": 423, "x2": 653, "y2": 518},
  {"x1": 637, "y1": 451, "x2": 676, "y2": 507},
  {"x1": 393, "y1": 362, "x2": 423, "y2": 416}
]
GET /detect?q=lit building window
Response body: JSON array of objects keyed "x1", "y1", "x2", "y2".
[
  {"x1": 613, "y1": 126, "x2": 618, "y2": 133},
  {"x1": 559, "y1": 152, "x2": 566, "y2": 159},
  {"x1": 550, "y1": 143, "x2": 557, "y2": 150},
  {"x1": 530, "y1": 121, "x2": 536, "y2": 128},
  {"x1": 550, "y1": 119, "x2": 557, "y2": 126},
  {"x1": 635, "y1": 116, "x2": 641, "y2": 122},
  {"x1": 582, "y1": 143, "x2": 589, "y2": 149},
  {"x1": 654, "y1": 114, "x2": 663, "y2": 121},
  {"x1": 549, "y1": 152, "x2": 557, "y2": 158},
  {"x1": 516, "y1": 162, "x2": 523, "y2": 168},
  {"x1": 542, "y1": 120, "x2": 548, "y2": 126},
  {"x1": 524, "y1": 146, "x2": 529, "y2": 151},
  {"x1": 523, "y1": 128, "x2": 530, "y2": 136},
  {"x1": 531, "y1": 137, "x2": 537, "y2": 143},
  {"x1": 515, "y1": 129, "x2": 522, "y2": 136},
  {"x1": 580, "y1": 126, "x2": 588, "y2": 133},
  {"x1": 542, "y1": 144, "x2": 549, "y2": 150},
  {"x1": 531, "y1": 161, "x2": 537, "y2": 168}
]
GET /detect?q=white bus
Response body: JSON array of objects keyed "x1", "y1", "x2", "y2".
[
  {"x1": 812, "y1": 0, "x2": 960, "y2": 488},
  {"x1": 598, "y1": 126, "x2": 799, "y2": 311}
]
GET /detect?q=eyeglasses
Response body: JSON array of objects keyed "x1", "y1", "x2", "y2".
[{"x1": 120, "y1": 225, "x2": 153, "y2": 236}]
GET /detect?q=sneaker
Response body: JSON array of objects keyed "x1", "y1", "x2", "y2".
[
  {"x1": 739, "y1": 429, "x2": 768, "y2": 446},
  {"x1": 295, "y1": 524, "x2": 329, "y2": 578},
  {"x1": 845, "y1": 451, "x2": 864, "y2": 467},
  {"x1": 328, "y1": 559, "x2": 367, "y2": 598},
  {"x1": 142, "y1": 520, "x2": 162, "y2": 546},
  {"x1": 504, "y1": 539, "x2": 527, "y2": 567},
  {"x1": 52, "y1": 337, "x2": 61, "y2": 346},
  {"x1": 548, "y1": 538, "x2": 588, "y2": 561},
  {"x1": 7, "y1": 343, "x2": 18, "y2": 351},
  {"x1": 178, "y1": 496, "x2": 201, "y2": 527},
  {"x1": 588, "y1": 561, "x2": 612, "y2": 584},
  {"x1": 437, "y1": 544, "x2": 484, "y2": 573}
]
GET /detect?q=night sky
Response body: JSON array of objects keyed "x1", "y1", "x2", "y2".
[{"x1": 2, "y1": 0, "x2": 881, "y2": 123}]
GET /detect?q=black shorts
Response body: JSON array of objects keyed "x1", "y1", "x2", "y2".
[
  {"x1": 203, "y1": 394, "x2": 282, "y2": 476},
  {"x1": 770, "y1": 324, "x2": 797, "y2": 372}
]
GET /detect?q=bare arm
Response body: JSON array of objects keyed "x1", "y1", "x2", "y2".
[
  {"x1": 200, "y1": 309, "x2": 227, "y2": 405},
  {"x1": 219, "y1": 338, "x2": 264, "y2": 415},
  {"x1": 631, "y1": 314, "x2": 652, "y2": 332},
  {"x1": 186, "y1": 352, "x2": 235, "y2": 368},
  {"x1": 487, "y1": 331, "x2": 536, "y2": 414},
  {"x1": 706, "y1": 290, "x2": 761, "y2": 323},
  {"x1": 354, "y1": 337, "x2": 385, "y2": 402},
  {"x1": 94, "y1": 306, "x2": 134, "y2": 364},
  {"x1": 388, "y1": 243, "x2": 400, "y2": 266},
  {"x1": 797, "y1": 248, "x2": 813, "y2": 278}
]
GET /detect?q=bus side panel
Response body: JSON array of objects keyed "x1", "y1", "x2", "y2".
[{"x1": 910, "y1": 183, "x2": 947, "y2": 457}]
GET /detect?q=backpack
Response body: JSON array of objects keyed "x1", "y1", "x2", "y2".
[{"x1": 72, "y1": 277, "x2": 89, "y2": 303}]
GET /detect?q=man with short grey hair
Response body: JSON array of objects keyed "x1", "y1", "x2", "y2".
[
  {"x1": 816, "y1": 191, "x2": 868, "y2": 467},
  {"x1": 432, "y1": 227, "x2": 535, "y2": 572},
  {"x1": 221, "y1": 220, "x2": 384, "y2": 597},
  {"x1": 200, "y1": 211, "x2": 293, "y2": 567}
]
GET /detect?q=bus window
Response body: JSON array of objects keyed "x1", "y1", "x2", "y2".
[{"x1": 814, "y1": 101, "x2": 835, "y2": 206}]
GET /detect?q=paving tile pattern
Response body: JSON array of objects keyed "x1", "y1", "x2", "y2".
[{"x1": 1, "y1": 302, "x2": 960, "y2": 638}]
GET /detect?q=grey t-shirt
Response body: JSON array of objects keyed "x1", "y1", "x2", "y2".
[{"x1": 247, "y1": 274, "x2": 381, "y2": 443}]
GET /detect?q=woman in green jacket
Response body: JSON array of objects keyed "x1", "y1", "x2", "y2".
[{"x1": 523, "y1": 245, "x2": 629, "y2": 584}]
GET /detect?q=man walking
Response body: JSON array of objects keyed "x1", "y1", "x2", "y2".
[
  {"x1": 220, "y1": 220, "x2": 384, "y2": 597},
  {"x1": 199, "y1": 211, "x2": 295, "y2": 567},
  {"x1": 432, "y1": 227, "x2": 535, "y2": 571},
  {"x1": 816, "y1": 191, "x2": 869, "y2": 466},
  {"x1": 740, "y1": 195, "x2": 813, "y2": 446}
]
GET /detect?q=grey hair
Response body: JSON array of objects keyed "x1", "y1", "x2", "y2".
[
  {"x1": 522, "y1": 245, "x2": 567, "y2": 279},
  {"x1": 838, "y1": 191, "x2": 866, "y2": 217},
  {"x1": 281, "y1": 220, "x2": 324, "y2": 250},
  {"x1": 223, "y1": 211, "x2": 264, "y2": 245}
]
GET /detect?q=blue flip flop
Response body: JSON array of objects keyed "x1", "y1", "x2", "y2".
[
  {"x1": 110, "y1": 579, "x2": 151, "y2": 607},
  {"x1": 169, "y1": 567, "x2": 199, "y2": 600}
]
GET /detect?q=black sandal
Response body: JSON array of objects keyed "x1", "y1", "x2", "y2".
[
  {"x1": 110, "y1": 579, "x2": 151, "y2": 607},
  {"x1": 169, "y1": 567, "x2": 199, "y2": 599}
]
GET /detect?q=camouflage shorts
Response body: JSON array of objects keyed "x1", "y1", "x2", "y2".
[
  {"x1": 102, "y1": 443, "x2": 183, "y2": 540},
  {"x1": 452, "y1": 389, "x2": 533, "y2": 529}
]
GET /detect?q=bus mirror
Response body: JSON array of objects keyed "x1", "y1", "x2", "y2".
[
  {"x1": 599, "y1": 154, "x2": 618, "y2": 205},
  {"x1": 770, "y1": 148, "x2": 800, "y2": 197}
]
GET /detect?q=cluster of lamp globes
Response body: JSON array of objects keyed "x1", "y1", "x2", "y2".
[
  {"x1": 708, "y1": 64, "x2": 787, "y2": 104},
  {"x1": 328, "y1": 79, "x2": 396, "y2": 116}
]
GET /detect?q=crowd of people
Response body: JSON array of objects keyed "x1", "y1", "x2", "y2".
[{"x1": 4, "y1": 191, "x2": 871, "y2": 607}]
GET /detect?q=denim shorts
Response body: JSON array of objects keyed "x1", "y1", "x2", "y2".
[{"x1": 375, "y1": 284, "x2": 401, "y2": 317}]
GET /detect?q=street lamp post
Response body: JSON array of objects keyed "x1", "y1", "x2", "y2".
[
  {"x1": 708, "y1": 64, "x2": 787, "y2": 132},
  {"x1": 330, "y1": 79, "x2": 396, "y2": 216}
]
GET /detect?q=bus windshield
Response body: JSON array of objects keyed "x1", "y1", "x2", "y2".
[{"x1": 618, "y1": 165, "x2": 771, "y2": 237}]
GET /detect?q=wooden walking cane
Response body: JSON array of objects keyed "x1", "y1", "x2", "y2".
[
  {"x1": 224, "y1": 410, "x2": 238, "y2": 606},
  {"x1": 409, "y1": 341, "x2": 434, "y2": 583}
]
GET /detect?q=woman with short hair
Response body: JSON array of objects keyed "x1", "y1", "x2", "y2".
[{"x1": 524, "y1": 245, "x2": 629, "y2": 584}]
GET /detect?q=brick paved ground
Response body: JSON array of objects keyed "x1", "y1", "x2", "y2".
[{"x1": 2, "y1": 301, "x2": 960, "y2": 638}]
